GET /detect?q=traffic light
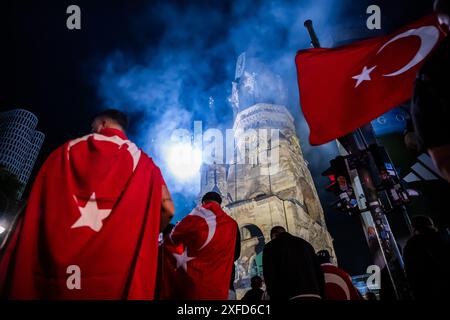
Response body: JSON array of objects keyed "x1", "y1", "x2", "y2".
[
  {"x1": 368, "y1": 145, "x2": 410, "y2": 209},
  {"x1": 322, "y1": 156, "x2": 359, "y2": 215}
]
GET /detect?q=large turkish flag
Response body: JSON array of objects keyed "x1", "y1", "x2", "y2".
[
  {"x1": 0, "y1": 128, "x2": 163, "y2": 299},
  {"x1": 296, "y1": 14, "x2": 446, "y2": 145}
]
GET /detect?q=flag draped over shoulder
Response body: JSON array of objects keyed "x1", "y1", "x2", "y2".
[
  {"x1": 0, "y1": 128, "x2": 163, "y2": 299},
  {"x1": 160, "y1": 201, "x2": 237, "y2": 300},
  {"x1": 296, "y1": 14, "x2": 446, "y2": 145}
]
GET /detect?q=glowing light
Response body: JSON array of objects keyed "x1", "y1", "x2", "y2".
[
  {"x1": 166, "y1": 143, "x2": 202, "y2": 181},
  {"x1": 0, "y1": 225, "x2": 6, "y2": 234}
]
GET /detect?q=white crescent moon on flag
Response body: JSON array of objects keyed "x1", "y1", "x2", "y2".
[
  {"x1": 67, "y1": 133, "x2": 141, "y2": 171},
  {"x1": 189, "y1": 206, "x2": 217, "y2": 250},
  {"x1": 377, "y1": 25, "x2": 440, "y2": 77}
]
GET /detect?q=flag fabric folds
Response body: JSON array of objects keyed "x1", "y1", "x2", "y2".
[
  {"x1": 0, "y1": 128, "x2": 163, "y2": 299},
  {"x1": 296, "y1": 15, "x2": 446, "y2": 146},
  {"x1": 160, "y1": 201, "x2": 237, "y2": 300}
]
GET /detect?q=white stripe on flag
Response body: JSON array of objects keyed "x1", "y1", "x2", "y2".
[
  {"x1": 403, "y1": 172, "x2": 421, "y2": 183},
  {"x1": 417, "y1": 153, "x2": 440, "y2": 177},
  {"x1": 411, "y1": 163, "x2": 438, "y2": 181}
]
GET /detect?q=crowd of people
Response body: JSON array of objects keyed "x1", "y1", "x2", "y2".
[
  {"x1": 0, "y1": 0, "x2": 449, "y2": 300},
  {"x1": 0, "y1": 102, "x2": 447, "y2": 300},
  {"x1": 237, "y1": 216, "x2": 450, "y2": 301},
  {"x1": 0, "y1": 98, "x2": 450, "y2": 302},
  {"x1": 239, "y1": 226, "x2": 362, "y2": 301},
  {"x1": 0, "y1": 107, "x2": 370, "y2": 300}
]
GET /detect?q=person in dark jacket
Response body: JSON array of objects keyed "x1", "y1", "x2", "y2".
[
  {"x1": 262, "y1": 226, "x2": 325, "y2": 300},
  {"x1": 229, "y1": 224, "x2": 241, "y2": 300},
  {"x1": 379, "y1": 242, "x2": 403, "y2": 301},
  {"x1": 241, "y1": 276, "x2": 264, "y2": 302},
  {"x1": 411, "y1": 0, "x2": 450, "y2": 183},
  {"x1": 403, "y1": 215, "x2": 450, "y2": 300}
]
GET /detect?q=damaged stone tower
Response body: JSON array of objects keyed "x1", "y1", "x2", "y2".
[{"x1": 199, "y1": 52, "x2": 335, "y2": 297}]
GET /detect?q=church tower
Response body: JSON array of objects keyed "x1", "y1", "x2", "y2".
[
  {"x1": 199, "y1": 162, "x2": 227, "y2": 201},
  {"x1": 200, "y1": 52, "x2": 335, "y2": 297}
]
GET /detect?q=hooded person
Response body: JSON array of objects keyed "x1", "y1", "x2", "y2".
[
  {"x1": 411, "y1": 0, "x2": 450, "y2": 183},
  {"x1": 403, "y1": 215, "x2": 450, "y2": 300},
  {"x1": 263, "y1": 226, "x2": 325, "y2": 300}
]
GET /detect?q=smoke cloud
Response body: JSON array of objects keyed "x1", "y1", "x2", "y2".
[{"x1": 95, "y1": 0, "x2": 368, "y2": 218}]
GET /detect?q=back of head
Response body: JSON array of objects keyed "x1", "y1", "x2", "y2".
[
  {"x1": 92, "y1": 109, "x2": 129, "y2": 133},
  {"x1": 435, "y1": 0, "x2": 450, "y2": 28},
  {"x1": 162, "y1": 223, "x2": 175, "y2": 237},
  {"x1": 250, "y1": 276, "x2": 263, "y2": 289},
  {"x1": 435, "y1": 0, "x2": 450, "y2": 15},
  {"x1": 317, "y1": 249, "x2": 331, "y2": 264},
  {"x1": 201, "y1": 191, "x2": 222, "y2": 205},
  {"x1": 270, "y1": 226, "x2": 286, "y2": 240},
  {"x1": 411, "y1": 215, "x2": 437, "y2": 235}
]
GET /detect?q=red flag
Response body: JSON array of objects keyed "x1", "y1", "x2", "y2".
[
  {"x1": 160, "y1": 201, "x2": 237, "y2": 300},
  {"x1": 296, "y1": 15, "x2": 446, "y2": 145},
  {"x1": 0, "y1": 128, "x2": 163, "y2": 299}
]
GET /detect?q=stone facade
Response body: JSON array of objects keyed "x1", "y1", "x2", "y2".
[
  {"x1": 200, "y1": 103, "x2": 335, "y2": 298},
  {"x1": 199, "y1": 53, "x2": 335, "y2": 298}
]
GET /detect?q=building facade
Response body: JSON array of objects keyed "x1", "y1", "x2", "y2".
[
  {"x1": 200, "y1": 53, "x2": 335, "y2": 297},
  {"x1": 0, "y1": 109, "x2": 45, "y2": 198}
]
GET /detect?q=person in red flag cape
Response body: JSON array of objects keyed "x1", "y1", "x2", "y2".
[
  {"x1": 0, "y1": 109, "x2": 174, "y2": 299},
  {"x1": 316, "y1": 250, "x2": 362, "y2": 300},
  {"x1": 296, "y1": 14, "x2": 447, "y2": 146},
  {"x1": 159, "y1": 191, "x2": 239, "y2": 300}
]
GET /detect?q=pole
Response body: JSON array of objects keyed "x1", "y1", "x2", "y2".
[
  {"x1": 349, "y1": 149, "x2": 410, "y2": 299},
  {"x1": 304, "y1": 20, "x2": 321, "y2": 48}
]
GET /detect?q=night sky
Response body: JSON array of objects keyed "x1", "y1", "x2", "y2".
[{"x1": 2, "y1": 0, "x2": 433, "y2": 275}]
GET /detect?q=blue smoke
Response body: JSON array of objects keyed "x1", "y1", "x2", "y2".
[{"x1": 95, "y1": 0, "x2": 372, "y2": 220}]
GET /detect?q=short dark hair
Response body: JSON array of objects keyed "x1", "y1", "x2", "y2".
[
  {"x1": 162, "y1": 223, "x2": 175, "y2": 237},
  {"x1": 270, "y1": 226, "x2": 286, "y2": 239},
  {"x1": 435, "y1": 0, "x2": 450, "y2": 15},
  {"x1": 411, "y1": 215, "x2": 436, "y2": 234},
  {"x1": 317, "y1": 249, "x2": 331, "y2": 264},
  {"x1": 94, "y1": 109, "x2": 129, "y2": 131},
  {"x1": 250, "y1": 276, "x2": 263, "y2": 289},
  {"x1": 201, "y1": 191, "x2": 222, "y2": 205}
]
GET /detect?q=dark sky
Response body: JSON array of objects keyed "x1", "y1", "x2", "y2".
[{"x1": 2, "y1": 0, "x2": 433, "y2": 275}]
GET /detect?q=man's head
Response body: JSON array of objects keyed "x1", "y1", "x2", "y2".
[
  {"x1": 201, "y1": 191, "x2": 222, "y2": 205},
  {"x1": 162, "y1": 223, "x2": 175, "y2": 237},
  {"x1": 250, "y1": 276, "x2": 263, "y2": 290},
  {"x1": 411, "y1": 215, "x2": 437, "y2": 235},
  {"x1": 435, "y1": 0, "x2": 450, "y2": 30},
  {"x1": 91, "y1": 109, "x2": 129, "y2": 133},
  {"x1": 270, "y1": 226, "x2": 286, "y2": 240},
  {"x1": 316, "y1": 249, "x2": 331, "y2": 264}
]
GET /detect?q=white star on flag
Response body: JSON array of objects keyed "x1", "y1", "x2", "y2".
[
  {"x1": 71, "y1": 193, "x2": 112, "y2": 232},
  {"x1": 173, "y1": 247, "x2": 195, "y2": 272},
  {"x1": 352, "y1": 65, "x2": 376, "y2": 88}
]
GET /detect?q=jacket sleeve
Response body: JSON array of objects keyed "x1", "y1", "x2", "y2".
[
  {"x1": 311, "y1": 247, "x2": 325, "y2": 298},
  {"x1": 403, "y1": 242, "x2": 421, "y2": 299},
  {"x1": 262, "y1": 244, "x2": 273, "y2": 297},
  {"x1": 411, "y1": 74, "x2": 449, "y2": 151},
  {"x1": 234, "y1": 225, "x2": 241, "y2": 261}
]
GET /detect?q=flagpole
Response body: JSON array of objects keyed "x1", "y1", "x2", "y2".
[
  {"x1": 303, "y1": 20, "x2": 411, "y2": 300},
  {"x1": 340, "y1": 132, "x2": 410, "y2": 300}
]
